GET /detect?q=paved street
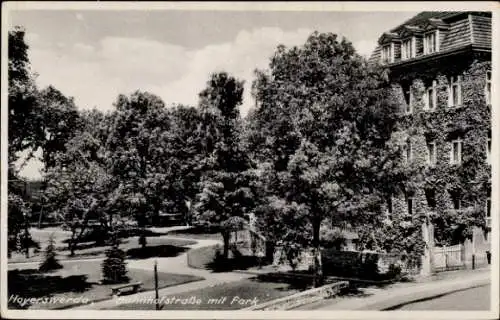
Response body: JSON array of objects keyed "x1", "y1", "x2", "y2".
[
  {"x1": 299, "y1": 268, "x2": 491, "y2": 310},
  {"x1": 394, "y1": 284, "x2": 491, "y2": 310}
]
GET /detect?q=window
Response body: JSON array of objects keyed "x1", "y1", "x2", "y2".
[
  {"x1": 402, "y1": 83, "x2": 413, "y2": 113},
  {"x1": 450, "y1": 139, "x2": 463, "y2": 165},
  {"x1": 486, "y1": 198, "x2": 491, "y2": 217},
  {"x1": 425, "y1": 189, "x2": 437, "y2": 209},
  {"x1": 425, "y1": 80, "x2": 437, "y2": 110},
  {"x1": 427, "y1": 142, "x2": 437, "y2": 166},
  {"x1": 386, "y1": 196, "x2": 393, "y2": 218},
  {"x1": 404, "y1": 140, "x2": 413, "y2": 163},
  {"x1": 402, "y1": 38, "x2": 414, "y2": 60},
  {"x1": 407, "y1": 197, "x2": 413, "y2": 216},
  {"x1": 448, "y1": 76, "x2": 462, "y2": 107},
  {"x1": 487, "y1": 138, "x2": 491, "y2": 164},
  {"x1": 424, "y1": 31, "x2": 438, "y2": 54},
  {"x1": 381, "y1": 44, "x2": 393, "y2": 64},
  {"x1": 452, "y1": 195, "x2": 461, "y2": 210},
  {"x1": 485, "y1": 71, "x2": 492, "y2": 105}
]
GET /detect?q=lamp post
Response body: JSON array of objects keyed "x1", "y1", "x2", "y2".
[{"x1": 154, "y1": 260, "x2": 160, "y2": 310}]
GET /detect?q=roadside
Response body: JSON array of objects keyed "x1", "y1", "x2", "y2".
[{"x1": 298, "y1": 267, "x2": 491, "y2": 310}]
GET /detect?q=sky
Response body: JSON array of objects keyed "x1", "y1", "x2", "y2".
[{"x1": 8, "y1": 9, "x2": 419, "y2": 179}]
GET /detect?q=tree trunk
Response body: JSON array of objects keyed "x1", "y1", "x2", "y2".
[
  {"x1": 265, "y1": 240, "x2": 275, "y2": 263},
  {"x1": 69, "y1": 227, "x2": 77, "y2": 256},
  {"x1": 312, "y1": 219, "x2": 323, "y2": 288},
  {"x1": 222, "y1": 231, "x2": 230, "y2": 259},
  {"x1": 70, "y1": 238, "x2": 76, "y2": 257},
  {"x1": 140, "y1": 227, "x2": 147, "y2": 249}
]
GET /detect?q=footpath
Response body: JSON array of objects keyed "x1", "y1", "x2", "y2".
[
  {"x1": 72, "y1": 236, "x2": 253, "y2": 310},
  {"x1": 299, "y1": 267, "x2": 491, "y2": 310}
]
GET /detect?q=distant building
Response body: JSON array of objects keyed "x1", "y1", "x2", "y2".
[{"x1": 371, "y1": 12, "x2": 492, "y2": 259}]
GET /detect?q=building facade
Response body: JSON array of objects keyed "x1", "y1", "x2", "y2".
[{"x1": 370, "y1": 12, "x2": 492, "y2": 255}]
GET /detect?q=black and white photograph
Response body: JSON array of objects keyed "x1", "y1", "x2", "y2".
[{"x1": 1, "y1": 2, "x2": 498, "y2": 319}]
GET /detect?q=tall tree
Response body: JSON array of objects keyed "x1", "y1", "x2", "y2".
[
  {"x1": 8, "y1": 26, "x2": 39, "y2": 163},
  {"x1": 43, "y1": 109, "x2": 118, "y2": 256},
  {"x1": 158, "y1": 105, "x2": 205, "y2": 224},
  {"x1": 193, "y1": 72, "x2": 256, "y2": 259},
  {"x1": 106, "y1": 91, "x2": 171, "y2": 247},
  {"x1": 34, "y1": 86, "x2": 82, "y2": 169},
  {"x1": 249, "y1": 32, "x2": 404, "y2": 285},
  {"x1": 8, "y1": 26, "x2": 38, "y2": 257}
]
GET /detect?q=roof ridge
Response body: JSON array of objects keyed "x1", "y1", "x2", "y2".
[{"x1": 390, "y1": 11, "x2": 463, "y2": 32}]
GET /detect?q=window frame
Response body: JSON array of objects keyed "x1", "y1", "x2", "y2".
[
  {"x1": 448, "y1": 75, "x2": 462, "y2": 107},
  {"x1": 401, "y1": 38, "x2": 414, "y2": 60},
  {"x1": 381, "y1": 43, "x2": 394, "y2": 64},
  {"x1": 407, "y1": 197, "x2": 413, "y2": 216},
  {"x1": 404, "y1": 139, "x2": 413, "y2": 164},
  {"x1": 423, "y1": 30, "x2": 439, "y2": 55},
  {"x1": 425, "y1": 188, "x2": 437, "y2": 209},
  {"x1": 424, "y1": 80, "x2": 437, "y2": 111},
  {"x1": 450, "y1": 139, "x2": 463, "y2": 165},
  {"x1": 403, "y1": 83, "x2": 413, "y2": 114},
  {"x1": 485, "y1": 71, "x2": 492, "y2": 105},
  {"x1": 427, "y1": 141, "x2": 437, "y2": 167},
  {"x1": 386, "y1": 196, "x2": 393, "y2": 219}
]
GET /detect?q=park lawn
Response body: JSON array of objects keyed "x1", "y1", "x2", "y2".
[
  {"x1": 187, "y1": 244, "x2": 262, "y2": 272},
  {"x1": 187, "y1": 245, "x2": 219, "y2": 269},
  {"x1": 111, "y1": 277, "x2": 309, "y2": 310},
  {"x1": 167, "y1": 228, "x2": 222, "y2": 241},
  {"x1": 9, "y1": 233, "x2": 196, "y2": 263},
  {"x1": 8, "y1": 259, "x2": 204, "y2": 310}
]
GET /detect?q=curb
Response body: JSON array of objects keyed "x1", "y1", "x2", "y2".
[
  {"x1": 381, "y1": 283, "x2": 490, "y2": 310},
  {"x1": 244, "y1": 281, "x2": 349, "y2": 311},
  {"x1": 357, "y1": 276, "x2": 490, "y2": 310}
]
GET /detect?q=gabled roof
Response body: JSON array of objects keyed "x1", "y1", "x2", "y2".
[
  {"x1": 369, "y1": 11, "x2": 491, "y2": 65},
  {"x1": 390, "y1": 11, "x2": 462, "y2": 32},
  {"x1": 378, "y1": 32, "x2": 400, "y2": 44}
]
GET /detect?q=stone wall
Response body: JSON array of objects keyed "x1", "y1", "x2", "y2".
[{"x1": 272, "y1": 246, "x2": 415, "y2": 279}]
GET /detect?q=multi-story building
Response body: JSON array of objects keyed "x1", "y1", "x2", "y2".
[{"x1": 370, "y1": 11, "x2": 492, "y2": 269}]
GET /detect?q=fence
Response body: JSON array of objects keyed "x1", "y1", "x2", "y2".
[
  {"x1": 433, "y1": 244, "x2": 464, "y2": 272},
  {"x1": 432, "y1": 227, "x2": 491, "y2": 272}
]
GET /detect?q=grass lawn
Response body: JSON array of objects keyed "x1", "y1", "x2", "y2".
[
  {"x1": 8, "y1": 260, "x2": 204, "y2": 310},
  {"x1": 167, "y1": 227, "x2": 222, "y2": 241},
  {"x1": 187, "y1": 245, "x2": 219, "y2": 269},
  {"x1": 111, "y1": 276, "x2": 311, "y2": 310},
  {"x1": 9, "y1": 231, "x2": 196, "y2": 264},
  {"x1": 187, "y1": 244, "x2": 265, "y2": 272}
]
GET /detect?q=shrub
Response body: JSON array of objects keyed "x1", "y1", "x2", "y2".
[
  {"x1": 39, "y1": 233, "x2": 63, "y2": 272},
  {"x1": 101, "y1": 235, "x2": 128, "y2": 284}
]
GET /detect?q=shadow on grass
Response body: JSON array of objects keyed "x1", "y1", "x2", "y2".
[
  {"x1": 61, "y1": 228, "x2": 167, "y2": 246},
  {"x1": 205, "y1": 255, "x2": 265, "y2": 273},
  {"x1": 126, "y1": 245, "x2": 189, "y2": 260},
  {"x1": 8, "y1": 269, "x2": 93, "y2": 309}
]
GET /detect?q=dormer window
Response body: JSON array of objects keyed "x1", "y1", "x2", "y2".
[
  {"x1": 402, "y1": 37, "x2": 415, "y2": 60},
  {"x1": 424, "y1": 31, "x2": 439, "y2": 54},
  {"x1": 381, "y1": 44, "x2": 393, "y2": 64}
]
